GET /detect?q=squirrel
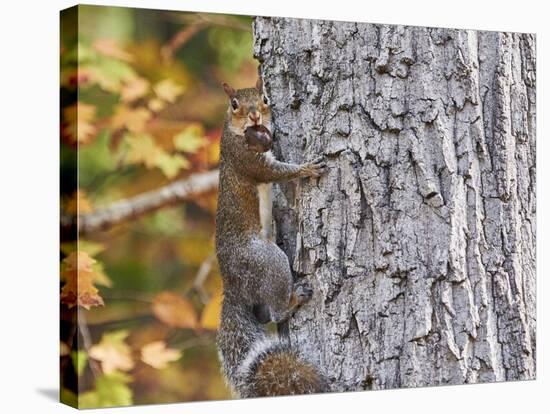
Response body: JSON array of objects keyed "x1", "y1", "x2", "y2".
[{"x1": 215, "y1": 79, "x2": 328, "y2": 398}]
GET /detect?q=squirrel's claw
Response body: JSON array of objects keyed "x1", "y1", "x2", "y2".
[{"x1": 302, "y1": 156, "x2": 328, "y2": 177}]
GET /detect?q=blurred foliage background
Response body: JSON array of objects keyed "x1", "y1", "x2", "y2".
[{"x1": 60, "y1": 5, "x2": 257, "y2": 407}]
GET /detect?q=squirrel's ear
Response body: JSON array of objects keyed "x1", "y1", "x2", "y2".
[
  {"x1": 256, "y1": 78, "x2": 263, "y2": 92},
  {"x1": 222, "y1": 82, "x2": 236, "y2": 98}
]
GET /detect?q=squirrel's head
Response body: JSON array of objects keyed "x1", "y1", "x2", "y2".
[{"x1": 222, "y1": 79, "x2": 272, "y2": 140}]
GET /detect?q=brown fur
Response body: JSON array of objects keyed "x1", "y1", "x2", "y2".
[
  {"x1": 254, "y1": 352, "x2": 324, "y2": 396},
  {"x1": 215, "y1": 81, "x2": 328, "y2": 397}
]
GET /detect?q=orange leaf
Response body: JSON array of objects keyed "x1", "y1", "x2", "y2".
[
  {"x1": 111, "y1": 106, "x2": 151, "y2": 133},
  {"x1": 63, "y1": 103, "x2": 97, "y2": 144},
  {"x1": 123, "y1": 133, "x2": 161, "y2": 168},
  {"x1": 140, "y1": 341, "x2": 181, "y2": 369},
  {"x1": 200, "y1": 293, "x2": 223, "y2": 330},
  {"x1": 152, "y1": 292, "x2": 198, "y2": 329},
  {"x1": 120, "y1": 77, "x2": 149, "y2": 103},
  {"x1": 65, "y1": 189, "x2": 94, "y2": 215},
  {"x1": 154, "y1": 79, "x2": 184, "y2": 103},
  {"x1": 60, "y1": 252, "x2": 104, "y2": 310},
  {"x1": 148, "y1": 98, "x2": 165, "y2": 112},
  {"x1": 89, "y1": 331, "x2": 134, "y2": 374},
  {"x1": 93, "y1": 38, "x2": 133, "y2": 62}
]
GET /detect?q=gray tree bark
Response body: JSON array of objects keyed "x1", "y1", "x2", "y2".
[{"x1": 253, "y1": 17, "x2": 536, "y2": 391}]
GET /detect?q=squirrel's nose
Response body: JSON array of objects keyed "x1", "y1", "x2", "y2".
[{"x1": 248, "y1": 111, "x2": 261, "y2": 123}]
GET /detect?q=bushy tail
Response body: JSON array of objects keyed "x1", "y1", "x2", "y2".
[
  {"x1": 217, "y1": 299, "x2": 327, "y2": 398},
  {"x1": 237, "y1": 338, "x2": 327, "y2": 397}
]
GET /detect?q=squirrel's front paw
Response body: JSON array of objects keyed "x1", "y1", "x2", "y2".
[{"x1": 300, "y1": 156, "x2": 327, "y2": 177}]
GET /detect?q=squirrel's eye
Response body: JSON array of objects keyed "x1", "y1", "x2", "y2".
[
  {"x1": 231, "y1": 98, "x2": 239, "y2": 110},
  {"x1": 262, "y1": 95, "x2": 269, "y2": 105}
]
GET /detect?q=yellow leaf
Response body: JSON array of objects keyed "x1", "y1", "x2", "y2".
[
  {"x1": 60, "y1": 252, "x2": 104, "y2": 310},
  {"x1": 60, "y1": 240, "x2": 105, "y2": 257},
  {"x1": 111, "y1": 106, "x2": 151, "y2": 133},
  {"x1": 92, "y1": 262, "x2": 113, "y2": 288},
  {"x1": 93, "y1": 38, "x2": 133, "y2": 62},
  {"x1": 140, "y1": 341, "x2": 182, "y2": 369},
  {"x1": 154, "y1": 152, "x2": 189, "y2": 179},
  {"x1": 152, "y1": 292, "x2": 198, "y2": 329},
  {"x1": 173, "y1": 124, "x2": 206, "y2": 154},
  {"x1": 207, "y1": 139, "x2": 221, "y2": 165},
  {"x1": 89, "y1": 331, "x2": 134, "y2": 374},
  {"x1": 65, "y1": 189, "x2": 94, "y2": 215},
  {"x1": 123, "y1": 133, "x2": 161, "y2": 168},
  {"x1": 200, "y1": 293, "x2": 223, "y2": 330},
  {"x1": 148, "y1": 98, "x2": 166, "y2": 112},
  {"x1": 60, "y1": 341, "x2": 70, "y2": 357},
  {"x1": 154, "y1": 79, "x2": 184, "y2": 103},
  {"x1": 120, "y1": 77, "x2": 149, "y2": 102},
  {"x1": 63, "y1": 103, "x2": 97, "y2": 144}
]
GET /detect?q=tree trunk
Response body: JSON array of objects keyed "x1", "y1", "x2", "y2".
[{"x1": 253, "y1": 17, "x2": 536, "y2": 391}]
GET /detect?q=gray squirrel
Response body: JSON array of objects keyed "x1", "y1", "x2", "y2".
[{"x1": 215, "y1": 79, "x2": 328, "y2": 397}]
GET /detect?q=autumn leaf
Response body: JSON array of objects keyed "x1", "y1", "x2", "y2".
[
  {"x1": 60, "y1": 341, "x2": 70, "y2": 357},
  {"x1": 148, "y1": 97, "x2": 165, "y2": 112},
  {"x1": 89, "y1": 330, "x2": 134, "y2": 374},
  {"x1": 111, "y1": 106, "x2": 151, "y2": 133},
  {"x1": 91, "y1": 261, "x2": 113, "y2": 288},
  {"x1": 173, "y1": 124, "x2": 206, "y2": 153},
  {"x1": 140, "y1": 341, "x2": 182, "y2": 369},
  {"x1": 79, "y1": 372, "x2": 133, "y2": 408},
  {"x1": 71, "y1": 350, "x2": 88, "y2": 377},
  {"x1": 120, "y1": 76, "x2": 149, "y2": 102},
  {"x1": 63, "y1": 103, "x2": 97, "y2": 144},
  {"x1": 93, "y1": 38, "x2": 133, "y2": 62},
  {"x1": 60, "y1": 251, "x2": 104, "y2": 310},
  {"x1": 154, "y1": 79, "x2": 184, "y2": 103},
  {"x1": 84, "y1": 59, "x2": 136, "y2": 94},
  {"x1": 206, "y1": 138, "x2": 221, "y2": 165},
  {"x1": 152, "y1": 292, "x2": 198, "y2": 329},
  {"x1": 122, "y1": 133, "x2": 160, "y2": 168},
  {"x1": 155, "y1": 152, "x2": 189, "y2": 179},
  {"x1": 200, "y1": 292, "x2": 223, "y2": 330},
  {"x1": 65, "y1": 189, "x2": 94, "y2": 215}
]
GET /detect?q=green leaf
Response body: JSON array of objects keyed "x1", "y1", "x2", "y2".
[
  {"x1": 79, "y1": 372, "x2": 133, "y2": 408},
  {"x1": 71, "y1": 350, "x2": 88, "y2": 377},
  {"x1": 173, "y1": 124, "x2": 206, "y2": 153}
]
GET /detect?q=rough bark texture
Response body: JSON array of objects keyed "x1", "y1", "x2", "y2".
[{"x1": 253, "y1": 18, "x2": 536, "y2": 391}]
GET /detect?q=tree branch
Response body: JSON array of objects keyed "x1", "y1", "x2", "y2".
[{"x1": 65, "y1": 170, "x2": 219, "y2": 236}]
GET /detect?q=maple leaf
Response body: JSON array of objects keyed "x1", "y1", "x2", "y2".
[
  {"x1": 154, "y1": 152, "x2": 189, "y2": 179},
  {"x1": 89, "y1": 330, "x2": 134, "y2": 374},
  {"x1": 60, "y1": 251, "x2": 104, "y2": 310},
  {"x1": 92, "y1": 38, "x2": 133, "y2": 62},
  {"x1": 200, "y1": 292, "x2": 223, "y2": 330},
  {"x1": 173, "y1": 124, "x2": 206, "y2": 154},
  {"x1": 60, "y1": 341, "x2": 70, "y2": 357},
  {"x1": 152, "y1": 292, "x2": 198, "y2": 329},
  {"x1": 154, "y1": 79, "x2": 184, "y2": 103},
  {"x1": 120, "y1": 76, "x2": 149, "y2": 103},
  {"x1": 123, "y1": 133, "x2": 161, "y2": 168},
  {"x1": 111, "y1": 106, "x2": 151, "y2": 133},
  {"x1": 63, "y1": 103, "x2": 97, "y2": 144},
  {"x1": 140, "y1": 341, "x2": 182, "y2": 369},
  {"x1": 65, "y1": 189, "x2": 94, "y2": 215},
  {"x1": 148, "y1": 97, "x2": 166, "y2": 112}
]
